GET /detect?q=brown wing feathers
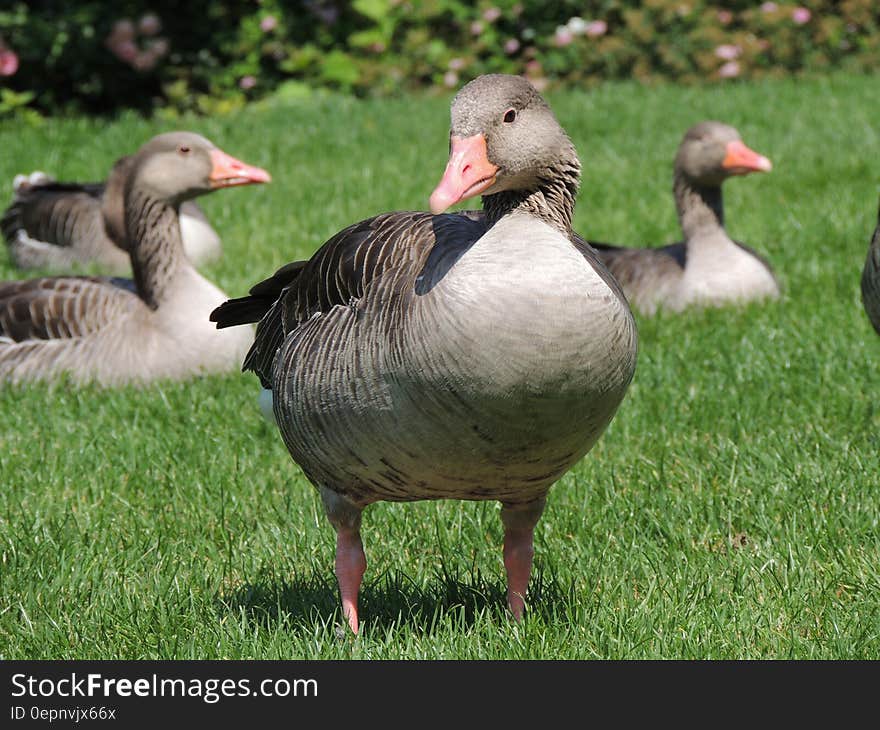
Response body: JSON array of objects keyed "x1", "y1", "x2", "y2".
[
  {"x1": 211, "y1": 260, "x2": 310, "y2": 388},
  {"x1": 2, "y1": 183, "x2": 105, "y2": 250},
  {"x1": 0, "y1": 277, "x2": 129, "y2": 342},
  {"x1": 212, "y1": 211, "x2": 485, "y2": 388},
  {"x1": 587, "y1": 239, "x2": 688, "y2": 296}
]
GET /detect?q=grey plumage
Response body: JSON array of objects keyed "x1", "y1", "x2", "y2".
[
  {"x1": 213, "y1": 74, "x2": 638, "y2": 630},
  {"x1": 590, "y1": 121, "x2": 779, "y2": 315},
  {"x1": 0, "y1": 132, "x2": 265, "y2": 385},
  {"x1": 2, "y1": 158, "x2": 222, "y2": 273}
]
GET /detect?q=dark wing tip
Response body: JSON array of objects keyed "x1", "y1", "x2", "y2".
[
  {"x1": 248, "y1": 259, "x2": 308, "y2": 297},
  {"x1": 1, "y1": 203, "x2": 20, "y2": 242},
  {"x1": 211, "y1": 258, "x2": 310, "y2": 329},
  {"x1": 210, "y1": 296, "x2": 259, "y2": 328}
]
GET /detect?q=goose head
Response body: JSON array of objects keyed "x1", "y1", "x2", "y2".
[
  {"x1": 676, "y1": 121, "x2": 772, "y2": 188},
  {"x1": 430, "y1": 74, "x2": 578, "y2": 214},
  {"x1": 126, "y1": 131, "x2": 271, "y2": 206}
]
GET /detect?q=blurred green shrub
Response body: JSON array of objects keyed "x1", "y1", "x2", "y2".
[{"x1": 1, "y1": 0, "x2": 878, "y2": 117}]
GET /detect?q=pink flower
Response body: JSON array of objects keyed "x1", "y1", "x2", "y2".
[
  {"x1": 585, "y1": 19, "x2": 607, "y2": 37},
  {"x1": 714, "y1": 44, "x2": 742, "y2": 61},
  {"x1": 443, "y1": 71, "x2": 458, "y2": 88},
  {"x1": 448, "y1": 57, "x2": 466, "y2": 71},
  {"x1": 110, "y1": 19, "x2": 135, "y2": 42},
  {"x1": 504, "y1": 38, "x2": 520, "y2": 54},
  {"x1": 718, "y1": 61, "x2": 740, "y2": 79},
  {"x1": 554, "y1": 26, "x2": 574, "y2": 47},
  {"x1": 239, "y1": 75, "x2": 257, "y2": 90},
  {"x1": 717, "y1": 9, "x2": 733, "y2": 25},
  {"x1": 483, "y1": 7, "x2": 501, "y2": 23},
  {"x1": 131, "y1": 52, "x2": 157, "y2": 72},
  {"x1": 524, "y1": 59, "x2": 542, "y2": 75},
  {"x1": 760, "y1": 2, "x2": 778, "y2": 12},
  {"x1": 792, "y1": 7, "x2": 811, "y2": 24},
  {"x1": 0, "y1": 49, "x2": 18, "y2": 77},
  {"x1": 138, "y1": 13, "x2": 161, "y2": 36},
  {"x1": 112, "y1": 40, "x2": 138, "y2": 63},
  {"x1": 470, "y1": 21, "x2": 483, "y2": 36},
  {"x1": 260, "y1": 15, "x2": 278, "y2": 32}
]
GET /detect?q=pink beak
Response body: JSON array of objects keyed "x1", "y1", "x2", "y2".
[
  {"x1": 722, "y1": 140, "x2": 772, "y2": 175},
  {"x1": 209, "y1": 149, "x2": 272, "y2": 188},
  {"x1": 429, "y1": 134, "x2": 499, "y2": 214}
]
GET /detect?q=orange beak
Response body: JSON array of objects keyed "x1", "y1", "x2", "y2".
[
  {"x1": 722, "y1": 140, "x2": 772, "y2": 175},
  {"x1": 209, "y1": 149, "x2": 272, "y2": 188},
  {"x1": 429, "y1": 134, "x2": 499, "y2": 214}
]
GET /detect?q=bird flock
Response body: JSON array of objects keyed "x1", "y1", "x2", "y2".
[{"x1": 2, "y1": 74, "x2": 878, "y2": 635}]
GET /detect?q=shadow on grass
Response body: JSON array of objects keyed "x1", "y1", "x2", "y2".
[{"x1": 218, "y1": 565, "x2": 574, "y2": 635}]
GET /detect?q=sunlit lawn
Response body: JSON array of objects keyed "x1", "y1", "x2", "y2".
[{"x1": 0, "y1": 71, "x2": 878, "y2": 658}]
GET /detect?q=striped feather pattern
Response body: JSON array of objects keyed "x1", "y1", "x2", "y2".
[
  {"x1": 1, "y1": 182, "x2": 128, "y2": 271},
  {"x1": 237, "y1": 208, "x2": 636, "y2": 507},
  {"x1": 2, "y1": 182, "x2": 103, "y2": 244},
  {"x1": 0, "y1": 276, "x2": 135, "y2": 342},
  {"x1": 214, "y1": 212, "x2": 484, "y2": 388},
  {"x1": 207, "y1": 75, "x2": 641, "y2": 630},
  {"x1": 1, "y1": 170, "x2": 219, "y2": 272},
  {"x1": 0, "y1": 134, "x2": 255, "y2": 385}
]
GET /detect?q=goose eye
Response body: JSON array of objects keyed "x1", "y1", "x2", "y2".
[
  {"x1": 178, "y1": 145, "x2": 191, "y2": 155},
  {"x1": 503, "y1": 109, "x2": 516, "y2": 124}
]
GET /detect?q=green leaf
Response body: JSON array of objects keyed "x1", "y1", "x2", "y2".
[
  {"x1": 352, "y1": 0, "x2": 390, "y2": 23},
  {"x1": 349, "y1": 29, "x2": 389, "y2": 49},
  {"x1": 273, "y1": 80, "x2": 314, "y2": 101},
  {"x1": 320, "y1": 50, "x2": 360, "y2": 87},
  {"x1": 0, "y1": 88, "x2": 35, "y2": 107}
]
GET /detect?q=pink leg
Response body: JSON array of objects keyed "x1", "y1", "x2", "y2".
[
  {"x1": 501, "y1": 498, "x2": 546, "y2": 620},
  {"x1": 335, "y1": 527, "x2": 366, "y2": 634},
  {"x1": 321, "y1": 488, "x2": 367, "y2": 634},
  {"x1": 503, "y1": 527, "x2": 534, "y2": 620}
]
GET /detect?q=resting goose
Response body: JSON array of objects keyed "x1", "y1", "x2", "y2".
[
  {"x1": 212, "y1": 74, "x2": 638, "y2": 633},
  {"x1": 590, "y1": 121, "x2": 778, "y2": 315},
  {"x1": 861, "y1": 201, "x2": 880, "y2": 334},
  {"x1": 2, "y1": 159, "x2": 222, "y2": 273},
  {"x1": 0, "y1": 132, "x2": 268, "y2": 385}
]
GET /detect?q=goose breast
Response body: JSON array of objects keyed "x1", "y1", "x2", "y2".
[{"x1": 274, "y1": 211, "x2": 636, "y2": 506}]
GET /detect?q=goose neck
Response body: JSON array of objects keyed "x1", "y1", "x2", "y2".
[
  {"x1": 125, "y1": 189, "x2": 188, "y2": 310},
  {"x1": 482, "y1": 159, "x2": 580, "y2": 236},
  {"x1": 674, "y1": 171, "x2": 725, "y2": 241}
]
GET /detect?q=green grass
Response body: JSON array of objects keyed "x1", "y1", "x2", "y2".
[{"x1": 1, "y1": 72, "x2": 879, "y2": 659}]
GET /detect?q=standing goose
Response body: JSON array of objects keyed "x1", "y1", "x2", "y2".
[
  {"x1": 211, "y1": 74, "x2": 638, "y2": 633},
  {"x1": 861, "y1": 201, "x2": 880, "y2": 334},
  {"x1": 590, "y1": 121, "x2": 778, "y2": 315},
  {"x1": 0, "y1": 132, "x2": 268, "y2": 385},
  {"x1": 2, "y1": 158, "x2": 222, "y2": 273}
]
